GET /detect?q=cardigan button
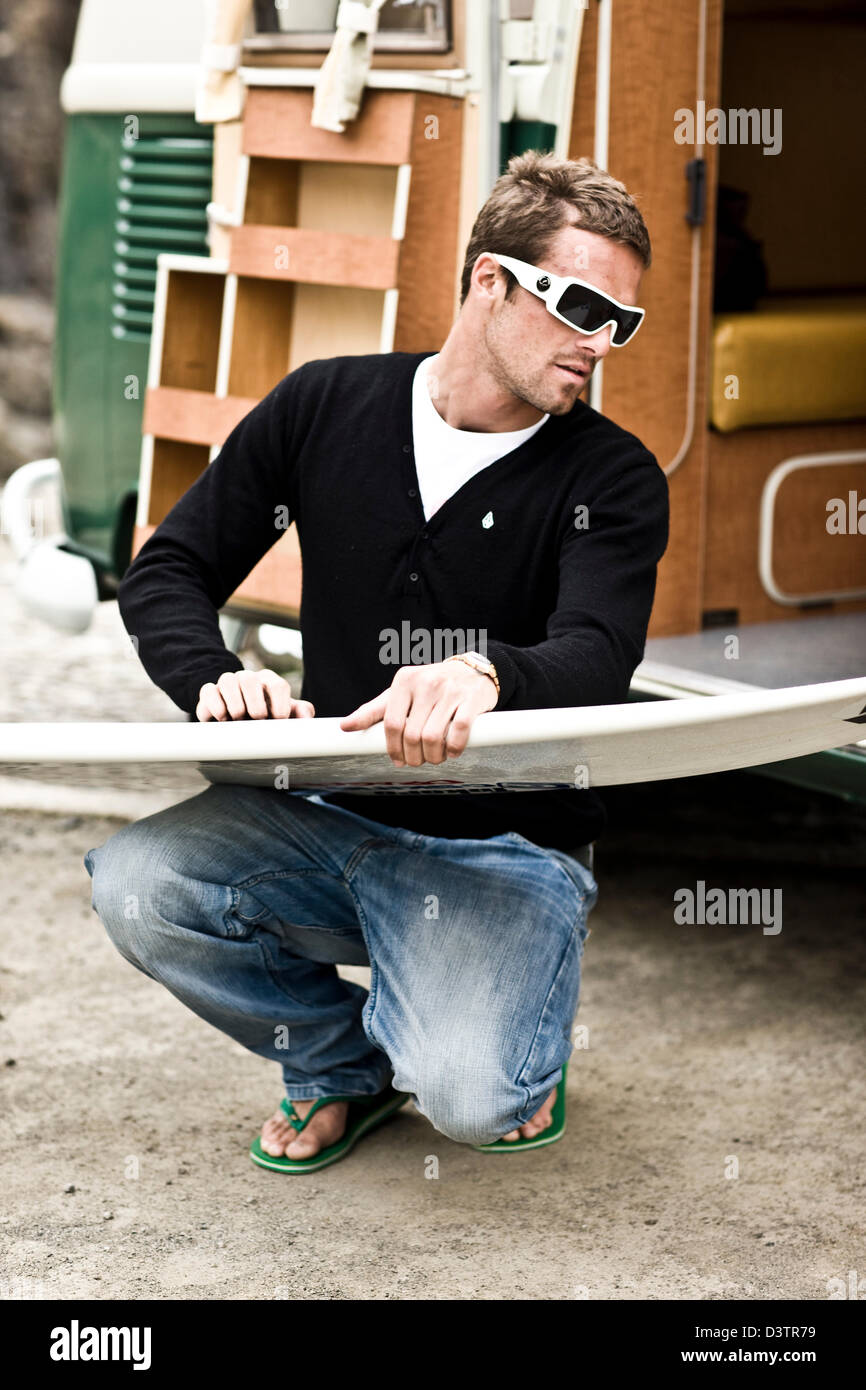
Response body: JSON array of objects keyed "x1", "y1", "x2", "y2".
[
  {"x1": 409, "y1": 572, "x2": 419, "y2": 582},
  {"x1": 408, "y1": 488, "x2": 417, "y2": 497},
  {"x1": 402, "y1": 444, "x2": 411, "y2": 453}
]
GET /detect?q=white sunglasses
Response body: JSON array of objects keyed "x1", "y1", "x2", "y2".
[{"x1": 488, "y1": 252, "x2": 645, "y2": 346}]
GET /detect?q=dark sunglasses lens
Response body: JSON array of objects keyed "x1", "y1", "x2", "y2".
[
  {"x1": 556, "y1": 284, "x2": 641, "y2": 343},
  {"x1": 555, "y1": 284, "x2": 603, "y2": 332},
  {"x1": 611, "y1": 309, "x2": 643, "y2": 345}
]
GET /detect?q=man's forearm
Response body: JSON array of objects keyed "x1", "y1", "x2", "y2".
[
  {"x1": 485, "y1": 460, "x2": 668, "y2": 712},
  {"x1": 118, "y1": 539, "x2": 243, "y2": 715},
  {"x1": 484, "y1": 622, "x2": 641, "y2": 712},
  {"x1": 118, "y1": 371, "x2": 303, "y2": 714}
]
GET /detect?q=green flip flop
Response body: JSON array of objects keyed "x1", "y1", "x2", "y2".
[
  {"x1": 472, "y1": 1062, "x2": 568, "y2": 1153},
  {"x1": 250, "y1": 1082, "x2": 410, "y2": 1174}
]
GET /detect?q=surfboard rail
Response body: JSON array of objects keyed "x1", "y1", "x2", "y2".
[{"x1": 0, "y1": 677, "x2": 864, "y2": 793}]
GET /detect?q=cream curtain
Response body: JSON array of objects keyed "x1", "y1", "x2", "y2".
[
  {"x1": 195, "y1": 0, "x2": 254, "y2": 125},
  {"x1": 195, "y1": 0, "x2": 389, "y2": 131},
  {"x1": 311, "y1": 0, "x2": 389, "y2": 132}
]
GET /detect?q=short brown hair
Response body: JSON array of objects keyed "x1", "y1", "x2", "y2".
[{"x1": 459, "y1": 151, "x2": 651, "y2": 306}]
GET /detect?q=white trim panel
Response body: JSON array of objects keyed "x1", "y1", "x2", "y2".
[
  {"x1": 391, "y1": 164, "x2": 412, "y2": 242},
  {"x1": 215, "y1": 273, "x2": 239, "y2": 399},
  {"x1": 61, "y1": 63, "x2": 202, "y2": 114},
  {"x1": 239, "y1": 66, "x2": 468, "y2": 97},
  {"x1": 136, "y1": 434, "x2": 154, "y2": 529},
  {"x1": 379, "y1": 289, "x2": 399, "y2": 354}
]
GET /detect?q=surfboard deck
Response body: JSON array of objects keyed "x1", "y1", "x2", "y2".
[{"x1": 0, "y1": 678, "x2": 863, "y2": 795}]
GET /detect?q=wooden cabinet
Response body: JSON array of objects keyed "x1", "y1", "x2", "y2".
[{"x1": 134, "y1": 83, "x2": 467, "y2": 621}]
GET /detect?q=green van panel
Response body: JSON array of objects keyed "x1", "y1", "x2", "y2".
[
  {"x1": 53, "y1": 112, "x2": 213, "y2": 575},
  {"x1": 503, "y1": 119, "x2": 557, "y2": 169}
]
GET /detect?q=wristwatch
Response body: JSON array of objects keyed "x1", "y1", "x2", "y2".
[{"x1": 444, "y1": 650, "x2": 500, "y2": 699}]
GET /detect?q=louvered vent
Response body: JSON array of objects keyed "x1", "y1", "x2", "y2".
[{"x1": 112, "y1": 130, "x2": 214, "y2": 341}]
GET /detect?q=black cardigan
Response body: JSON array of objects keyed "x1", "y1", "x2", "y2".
[{"x1": 119, "y1": 352, "x2": 669, "y2": 851}]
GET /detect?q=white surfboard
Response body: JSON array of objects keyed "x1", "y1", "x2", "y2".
[{"x1": 0, "y1": 677, "x2": 863, "y2": 795}]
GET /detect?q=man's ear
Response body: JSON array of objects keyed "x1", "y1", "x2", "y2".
[{"x1": 471, "y1": 253, "x2": 503, "y2": 302}]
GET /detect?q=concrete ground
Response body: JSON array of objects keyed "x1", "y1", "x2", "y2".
[{"x1": 1, "y1": 535, "x2": 864, "y2": 1301}]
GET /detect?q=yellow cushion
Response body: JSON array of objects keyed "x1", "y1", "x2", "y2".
[{"x1": 711, "y1": 296, "x2": 866, "y2": 432}]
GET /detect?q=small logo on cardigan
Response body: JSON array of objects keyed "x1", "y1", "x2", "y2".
[{"x1": 481, "y1": 511, "x2": 494, "y2": 529}]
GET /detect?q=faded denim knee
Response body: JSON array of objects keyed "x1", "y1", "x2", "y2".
[
  {"x1": 392, "y1": 1046, "x2": 539, "y2": 1147},
  {"x1": 84, "y1": 819, "x2": 232, "y2": 973}
]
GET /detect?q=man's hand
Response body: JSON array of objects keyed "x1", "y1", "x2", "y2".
[
  {"x1": 340, "y1": 661, "x2": 498, "y2": 767},
  {"x1": 196, "y1": 669, "x2": 315, "y2": 722}
]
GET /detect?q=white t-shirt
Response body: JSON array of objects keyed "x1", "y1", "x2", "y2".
[{"x1": 412, "y1": 353, "x2": 549, "y2": 521}]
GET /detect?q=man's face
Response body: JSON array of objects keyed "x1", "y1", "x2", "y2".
[{"x1": 477, "y1": 226, "x2": 644, "y2": 417}]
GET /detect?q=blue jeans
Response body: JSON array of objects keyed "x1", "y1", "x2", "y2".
[{"x1": 84, "y1": 785, "x2": 598, "y2": 1146}]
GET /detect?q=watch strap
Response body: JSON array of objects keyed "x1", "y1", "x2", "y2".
[{"x1": 444, "y1": 651, "x2": 500, "y2": 698}]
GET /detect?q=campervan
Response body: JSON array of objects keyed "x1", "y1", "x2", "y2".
[{"x1": 3, "y1": 0, "x2": 864, "y2": 800}]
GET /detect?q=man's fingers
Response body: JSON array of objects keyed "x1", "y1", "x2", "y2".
[
  {"x1": 196, "y1": 683, "x2": 228, "y2": 722},
  {"x1": 399, "y1": 692, "x2": 441, "y2": 766},
  {"x1": 237, "y1": 669, "x2": 270, "y2": 719},
  {"x1": 339, "y1": 684, "x2": 415, "y2": 765},
  {"x1": 444, "y1": 708, "x2": 475, "y2": 758},
  {"x1": 197, "y1": 670, "x2": 308, "y2": 721},
  {"x1": 216, "y1": 672, "x2": 247, "y2": 720},
  {"x1": 337, "y1": 664, "x2": 494, "y2": 767},
  {"x1": 382, "y1": 681, "x2": 415, "y2": 765},
  {"x1": 419, "y1": 699, "x2": 463, "y2": 765},
  {"x1": 261, "y1": 671, "x2": 314, "y2": 720},
  {"x1": 340, "y1": 691, "x2": 389, "y2": 732}
]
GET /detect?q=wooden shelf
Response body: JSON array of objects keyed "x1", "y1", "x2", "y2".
[
  {"x1": 226, "y1": 277, "x2": 295, "y2": 399},
  {"x1": 143, "y1": 387, "x2": 259, "y2": 447},
  {"x1": 156, "y1": 270, "x2": 225, "y2": 393},
  {"x1": 244, "y1": 155, "x2": 299, "y2": 225},
  {"x1": 229, "y1": 225, "x2": 399, "y2": 289},
  {"x1": 243, "y1": 87, "x2": 416, "y2": 165},
  {"x1": 137, "y1": 82, "x2": 468, "y2": 622},
  {"x1": 242, "y1": 156, "x2": 402, "y2": 235},
  {"x1": 288, "y1": 284, "x2": 388, "y2": 370},
  {"x1": 144, "y1": 439, "x2": 211, "y2": 526}
]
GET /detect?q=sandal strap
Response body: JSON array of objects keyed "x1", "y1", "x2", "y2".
[
  {"x1": 281, "y1": 1091, "x2": 375, "y2": 1134},
  {"x1": 282, "y1": 1099, "x2": 307, "y2": 1132},
  {"x1": 281, "y1": 1096, "x2": 331, "y2": 1133}
]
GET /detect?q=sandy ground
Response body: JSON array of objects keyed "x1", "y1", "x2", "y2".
[
  {"x1": 1, "y1": 782, "x2": 864, "y2": 1302},
  {"x1": 1, "y1": 535, "x2": 865, "y2": 1301}
]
